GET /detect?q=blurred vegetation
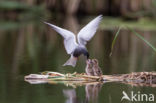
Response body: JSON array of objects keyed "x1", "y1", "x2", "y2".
[
  {"x1": 111, "y1": 26, "x2": 156, "y2": 58},
  {"x1": 100, "y1": 17, "x2": 156, "y2": 30},
  {"x1": 0, "y1": 0, "x2": 156, "y2": 31},
  {"x1": 0, "y1": 0, "x2": 156, "y2": 19},
  {"x1": 0, "y1": 1, "x2": 49, "y2": 21},
  {"x1": 0, "y1": 1, "x2": 29, "y2": 10}
]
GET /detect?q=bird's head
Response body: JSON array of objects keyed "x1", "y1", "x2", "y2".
[
  {"x1": 86, "y1": 59, "x2": 92, "y2": 68},
  {"x1": 92, "y1": 59, "x2": 99, "y2": 65}
]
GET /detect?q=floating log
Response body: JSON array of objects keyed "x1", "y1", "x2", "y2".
[
  {"x1": 25, "y1": 71, "x2": 156, "y2": 87},
  {"x1": 25, "y1": 59, "x2": 156, "y2": 87}
]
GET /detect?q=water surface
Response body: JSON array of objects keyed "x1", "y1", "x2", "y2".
[{"x1": 0, "y1": 15, "x2": 156, "y2": 103}]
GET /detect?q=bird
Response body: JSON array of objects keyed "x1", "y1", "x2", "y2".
[
  {"x1": 92, "y1": 59, "x2": 103, "y2": 76},
  {"x1": 44, "y1": 15, "x2": 103, "y2": 67},
  {"x1": 85, "y1": 59, "x2": 94, "y2": 76}
]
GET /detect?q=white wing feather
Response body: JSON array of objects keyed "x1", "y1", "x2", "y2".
[
  {"x1": 44, "y1": 22, "x2": 78, "y2": 54},
  {"x1": 77, "y1": 15, "x2": 103, "y2": 45}
]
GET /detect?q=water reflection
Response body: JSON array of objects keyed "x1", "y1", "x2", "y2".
[
  {"x1": 63, "y1": 83, "x2": 102, "y2": 103},
  {"x1": 63, "y1": 89, "x2": 79, "y2": 103},
  {"x1": 85, "y1": 83, "x2": 102, "y2": 103}
]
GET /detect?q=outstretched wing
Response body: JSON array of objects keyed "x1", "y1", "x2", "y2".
[
  {"x1": 44, "y1": 22, "x2": 78, "y2": 54},
  {"x1": 77, "y1": 15, "x2": 103, "y2": 46}
]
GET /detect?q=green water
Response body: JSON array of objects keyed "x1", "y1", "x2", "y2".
[{"x1": 0, "y1": 16, "x2": 156, "y2": 103}]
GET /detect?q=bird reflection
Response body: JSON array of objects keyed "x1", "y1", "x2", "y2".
[
  {"x1": 63, "y1": 89, "x2": 79, "y2": 103},
  {"x1": 85, "y1": 83, "x2": 102, "y2": 103},
  {"x1": 63, "y1": 83, "x2": 102, "y2": 103}
]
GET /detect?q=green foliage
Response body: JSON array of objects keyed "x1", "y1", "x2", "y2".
[
  {"x1": 0, "y1": 1, "x2": 49, "y2": 21},
  {"x1": 127, "y1": 27, "x2": 156, "y2": 52},
  {"x1": 111, "y1": 26, "x2": 156, "y2": 55},
  {"x1": 153, "y1": 0, "x2": 156, "y2": 7},
  {"x1": 0, "y1": 1, "x2": 29, "y2": 10},
  {"x1": 110, "y1": 27, "x2": 121, "y2": 56},
  {"x1": 100, "y1": 17, "x2": 156, "y2": 31},
  {"x1": 0, "y1": 21, "x2": 20, "y2": 30}
]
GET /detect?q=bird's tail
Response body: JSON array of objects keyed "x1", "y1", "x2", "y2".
[{"x1": 63, "y1": 56, "x2": 77, "y2": 67}]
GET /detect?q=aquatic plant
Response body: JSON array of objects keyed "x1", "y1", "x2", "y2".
[{"x1": 111, "y1": 26, "x2": 156, "y2": 55}]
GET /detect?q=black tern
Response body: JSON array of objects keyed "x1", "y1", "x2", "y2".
[{"x1": 44, "y1": 15, "x2": 103, "y2": 67}]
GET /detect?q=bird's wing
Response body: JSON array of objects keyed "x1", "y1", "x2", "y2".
[
  {"x1": 77, "y1": 15, "x2": 103, "y2": 46},
  {"x1": 44, "y1": 22, "x2": 78, "y2": 54}
]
